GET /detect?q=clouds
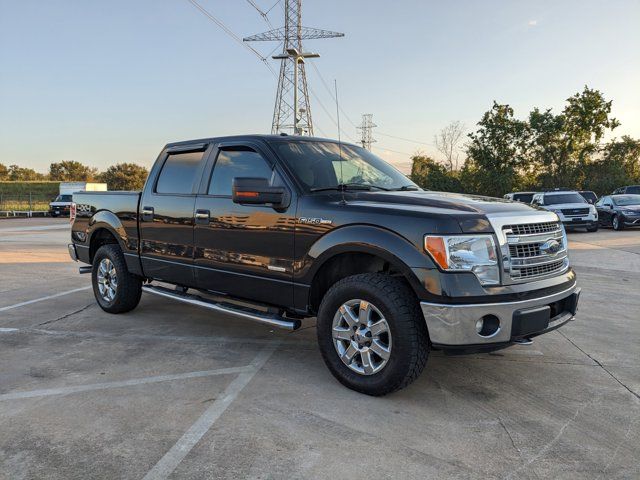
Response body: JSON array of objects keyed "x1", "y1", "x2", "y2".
[{"x1": 528, "y1": 19, "x2": 538, "y2": 26}]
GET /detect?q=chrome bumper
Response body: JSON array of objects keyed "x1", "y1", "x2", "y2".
[
  {"x1": 421, "y1": 284, "x2": 580, "y2": 346},
  {"x1": 68, "y1": 243, "x2": 78, "y2": 262}
]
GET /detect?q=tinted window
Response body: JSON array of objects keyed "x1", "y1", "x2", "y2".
[
  {"x1": 55, "y1": 195, "x2": 72, "y2": 202},
  {"x1": 544, "y1": 193, "x2": 586, "y2": 205},
  {"x1": 626, "y1": 186, "x2": 640, "y2": 194},
  {"x1": 156, "y1": 150, "x2": 203, "y2": 194},
  {"x1": 208, "y1": 148, "x2": 273, "y2": 196},
  {"x1": 579, "y1": 191, "x2": 597, "y2": 203},
  {"x1": 513, "y1": 193, "x2": 534, "y2": 203},
  {"x1": 275, "y1": 141, "x2": 417, "y2": 192}
]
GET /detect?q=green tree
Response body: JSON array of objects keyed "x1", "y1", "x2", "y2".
[
  {"x1": 410, "y1": 155, "x2": 462, "y2": 192},
  {"x1": 8, "y1": 165, "x2": 45, "y2": 181},
  {"x1": 0, "y1": 163, "x2": 8, "y2": 180},
  {"x1": 528, "y1": 87, "x2": 620, "y2": 189},
  {"x1": 462, "y1": 102, "x2": 529, "y2": 197},
  {"x1": 49, "y1": 160, "x2": 98, "y2": 181},
  {"x1": 98, "y1": 163, "x2": 149, "y2": 190}
]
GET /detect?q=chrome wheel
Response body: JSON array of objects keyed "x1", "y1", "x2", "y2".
[
  {"x1": 613, "y1": 216, "x2": 619, "y2": 229},
  {"x1": 332, "y1": 299, "x2": 392, "y2": 375},
  {"x1": 97, "y1": 258, "x2": 117, "y2": 303}
]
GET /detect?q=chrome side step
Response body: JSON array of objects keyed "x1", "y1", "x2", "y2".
[{"x1": 141, "y1": 284, "x2": 301, "y2": 331}]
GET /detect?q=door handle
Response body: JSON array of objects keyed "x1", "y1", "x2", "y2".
[
  {"x1": 141, "y1": 206, "x2": 154, "y2": 221},
  {"x1": 195, "y1": 209, "x2": 210, "y2": 225}
]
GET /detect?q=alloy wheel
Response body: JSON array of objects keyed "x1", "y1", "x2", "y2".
[
  {"x1": 331, "y1": 299, "x2": 392, "y2": 375},
  {"x1": 97, "y1": 258, "x2": 118, "y2": 303}
]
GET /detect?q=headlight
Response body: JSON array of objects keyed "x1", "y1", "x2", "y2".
[
  {"x1": 424, "y1": 235, "x2": 500, "y2": 286},
  {"x1": 621, "y1": 209, "x2": 636, "y2": 215}
]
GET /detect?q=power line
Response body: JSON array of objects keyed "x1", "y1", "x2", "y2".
[
  {"x1": 309, "y1": 62, "x2": 358, "y2": 129},
  {"x1": 186, "y1": 0, "x2": 277, "y2": 76},
  {"x1": 245, "y1": 0, "x2": 275, "y2": 29},
  {"x1": 376, "y1": 131, "x2": 435, "y2": 147}
]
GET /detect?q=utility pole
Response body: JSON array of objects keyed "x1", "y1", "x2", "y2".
[
  {"x1": 357, "y1": 114, "x2": 377, "y2": 150},
  {"x1": 244, "y1": 0, "x2": 343, "y2": 136}
]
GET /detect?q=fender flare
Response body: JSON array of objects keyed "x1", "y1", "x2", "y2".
[
  {"x1": 303, "y1": 224, "x2": 436, "y2": 297},
  {"x1": 87, "y1": 210, "x2": 129, "y2": 259}
]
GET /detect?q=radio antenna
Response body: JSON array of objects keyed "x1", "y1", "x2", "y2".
[{"x1": 334, "y1": 79, "x2": 346, "y2": 205}]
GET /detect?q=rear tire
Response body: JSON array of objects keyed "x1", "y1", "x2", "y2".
[
  {"x1": 92, "y1": 244, "x2": 142, "y2": 313},
  {"x1": 316, "y1": 273, "x2": 429, "y2": 396}
]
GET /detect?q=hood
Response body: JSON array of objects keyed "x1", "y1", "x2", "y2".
[
  {"x1": 618, "y1": 204, "x2": 640, "y2": 211},
  {"x1": 348, "y1": 190, "x2": 541, "y2": 215}
]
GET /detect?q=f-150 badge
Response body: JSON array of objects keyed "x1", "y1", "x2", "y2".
[{"x1": 298, "y1": 217, "x2": 332, "y2": 225}]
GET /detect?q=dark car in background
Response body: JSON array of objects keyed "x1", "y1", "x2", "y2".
[
  {"x1": 578, "y1": 190, "x2": 598, "y2": 204},
  {"x1": 612, "y1": 185, "x2": 640, "y2": 195},
  {"x1": 595, "y1": 194, "x2": 640, "y2": 230},
  {"x1": 503, "y1": 191, "x2": 535, "y2": 203}
]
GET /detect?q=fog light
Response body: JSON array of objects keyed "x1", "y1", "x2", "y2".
[
  {"x1": 475, "y1": 318, "x2": 484, "y2": 334},
  {"x1": 476, "y1": 315, "x2": 500, "y2": 337}
]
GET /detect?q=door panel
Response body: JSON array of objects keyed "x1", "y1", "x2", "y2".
[
  {"x1": 193, "y1": 145, "x2": 296, "y2": 307},
  {"x1": 139, "y1": 146, "x2": 209, "y2": 286}
]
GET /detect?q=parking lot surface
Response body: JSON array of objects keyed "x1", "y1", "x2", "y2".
[{"x1": 1, "y1": 218, "x2": 639, "y2": 479}]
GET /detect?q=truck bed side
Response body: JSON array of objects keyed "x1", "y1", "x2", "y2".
[{"x1": 71, "y1": 191, "x2": 143, "y2": 276}]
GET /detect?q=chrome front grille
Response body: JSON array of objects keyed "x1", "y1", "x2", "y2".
[
  {"x1": 561, "y1": 208, "x2": 589, "y2": 216},
  {"x1": 505, "y1": 222, "x2": 558, "y2": 235},
  {"x1": 511, "y1": 259, "x2": 566, "y2": 279},
  {"x1": 502, "y1": 221, "x2": 568, "y2": 282},
  {"x1": 509, "y1": 243, "x2": 541, "y2": 258}
]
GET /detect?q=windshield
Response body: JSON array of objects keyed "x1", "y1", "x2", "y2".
[
  {"x1": 274, "y1": 141, "x2": 418, "y2": 192},
  {"x1": 544, "y1": 193, "x2": 586, "y2": 205},
  {"x1": 613, "y1": 195, "x2": 640, "y2": 206},
  {"x1": 54, "y1": 195, "x2": 72, "y2": 202}
]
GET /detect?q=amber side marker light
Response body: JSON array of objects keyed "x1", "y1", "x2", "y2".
[
  {"x1": 425, "y1": 236, "x2": 449, "y2": 269},
  {"x1": 236, "y1": 191, "x2": 259, "y2": 198}
]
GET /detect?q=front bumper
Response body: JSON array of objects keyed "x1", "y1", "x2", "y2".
[{"x1": 421, "y1": 284, "x2": 580, "y2": 349}]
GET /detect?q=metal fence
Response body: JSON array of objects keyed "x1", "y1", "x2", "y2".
[{"x1": 0, "y1": 194, "x2": 52, "y2": 217}]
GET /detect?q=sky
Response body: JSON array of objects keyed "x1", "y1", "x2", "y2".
[{"x1": 1, "y1": 0, "x2": 639, "y2": 174}]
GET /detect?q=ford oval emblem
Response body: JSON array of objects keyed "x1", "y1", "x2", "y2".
[{"x1": 540, "y1": 239, "x2": 562, "y2": 255}]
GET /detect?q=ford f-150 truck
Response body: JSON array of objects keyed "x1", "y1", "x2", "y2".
[{"x1": 69, "y1": 135, "x2": 580, "y2": 395}]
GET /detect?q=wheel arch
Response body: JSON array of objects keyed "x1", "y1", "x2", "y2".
[{"x1": 305, "y1": 225, "x2": 434, "y2": 312}]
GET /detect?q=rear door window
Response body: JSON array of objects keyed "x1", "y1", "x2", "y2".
[{"x1": 156, "y1": 150, "x2": 204, "y2": 194}]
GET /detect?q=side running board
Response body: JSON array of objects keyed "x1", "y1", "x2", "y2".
[{"x1": 141, "y1": 284, "x2": 301, "y2": 331}]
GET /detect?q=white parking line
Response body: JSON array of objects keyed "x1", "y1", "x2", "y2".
[
  {"x1": 0, "y1": 366, "x2": 253, "y2": 401},
  {"x1": 0, "y1": 225, "x2": 70, "y2": 232},
  {"x1": 142, "y1": 342, "x2": 279, "y2": 480},
  {"x1": 0, "y1": 286, "x2": 91, "y2": 312},
  {"x1": 0, "y1": 328, "x2": 19, "y2": 333}
]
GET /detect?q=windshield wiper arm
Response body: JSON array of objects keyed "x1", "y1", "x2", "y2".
[
  {"x1": 310, "y1": 183, "x2": 372, "y2": 192},
  {"x1": 391, "y1": 185, "x2": 420, "y2": 191}
]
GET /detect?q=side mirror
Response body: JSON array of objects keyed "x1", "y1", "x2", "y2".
[{"x1": 232, "y1": 177, "x2": 289, "y2": 208}]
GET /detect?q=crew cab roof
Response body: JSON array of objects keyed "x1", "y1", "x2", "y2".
[{"x1": 165, "y1": 134, "x2": 351, "y2": 149}]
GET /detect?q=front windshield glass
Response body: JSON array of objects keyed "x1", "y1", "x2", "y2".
[
  {"x1": 613, "y1": 195, "x2": 640, "y2": 206},
  {"x1": 55, "y1": 195, "x2": 72, "y2": 202},
  {"x1": 274, "y1": 140, "x2": 418, "y2": 192},
  {"x1": 544, "y1": 193, "x2": 586, "y2": 205}
]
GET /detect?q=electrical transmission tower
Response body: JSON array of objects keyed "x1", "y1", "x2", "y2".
[
  {"x1": 244, "y1": 0, "x2": 343, "y2": 136},
  {"x1": 357, "y1": 114, "x2": 377, "y2": 150}
]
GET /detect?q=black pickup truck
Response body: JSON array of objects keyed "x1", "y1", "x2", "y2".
[{"x1": 69, "y1": 135, "x2": 580, "y2": 395}]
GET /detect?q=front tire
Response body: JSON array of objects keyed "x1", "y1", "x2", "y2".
[
  {"x1": 587, "y1": 223, "x2": 598, "y2": 232},
  {"x1": 92, "y1": 244, "x2": 142, "y2": 313},
  {"x1": 613, "y1": 215, "x2": 625, "y2": 231},
  {"x1": 316, "y1": 273, "x2": 429, "y2": 396}
]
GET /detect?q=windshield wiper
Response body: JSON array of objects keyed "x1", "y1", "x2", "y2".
[
  {"x1": 391, "y1": 185, "x2": 420, "y2": 191},
  {"x1": 310, "y1": 183, "x2": 369, "y2": 192}
]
